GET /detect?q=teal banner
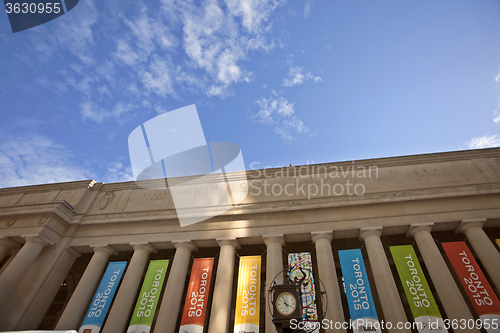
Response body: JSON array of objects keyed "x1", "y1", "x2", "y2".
[
  {"x1": 79, "y1": 261, "x2": 127, "y2": 333},
  {"x1": 339, "y1": 249, "x2": 381, "y2": 333}
]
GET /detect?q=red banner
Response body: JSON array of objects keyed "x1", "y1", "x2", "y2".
[
  {"x1": 178, "y1": 258, "x2": 214, "y2": 333},
  {"x1": 442, "y1": 242, "x2": 500, "y2": 318}
]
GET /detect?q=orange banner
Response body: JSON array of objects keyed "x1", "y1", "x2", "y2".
[
  {"x1": 442, "y1": 242, "x2": 500, "y2": 325},
  {"x1": 178, "y1": 258, "x2": 214, "y2": 333}
]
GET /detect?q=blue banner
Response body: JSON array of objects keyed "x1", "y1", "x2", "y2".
[
  {"x1": 339, "y1": 249, "x2": 381, "y2": 333},
  {"x1": 79, "y1": 261, "x2": 127, "y2": 333}
]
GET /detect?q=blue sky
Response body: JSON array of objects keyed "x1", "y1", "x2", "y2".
[{"x1": 1, "y1": 0, "x2": 500, "y2": 188}]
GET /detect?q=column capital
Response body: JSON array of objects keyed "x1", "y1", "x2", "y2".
[
  {"x1": 359, "y1": 227, "x2": 383, "y2": 241},
  {"x1": 130, "y1": 242, "x2": 157, "y2": 254},
  {"x1": 263, "y1": 234, "x2": 285, "y2": 247},
  {"x1": 21, "y1": 234, "x2": 53, "y2": 247},
  {"x1": 406, "y1": 223, "x2": 434, "y2": 238},
  {"x1": 90, "y1": 245, "x2": 119, "y2": 257},
  {"x1": 455, "y1": 219, "x2": 487, "y2": 234},
  {"x1": 216, "y1": 238, "x2": 241, "y2": 249},
  {"x1": 172, "y1": 240, "x2": 198, "y2": 252},
  {"x1": 311, "y1": 231, "x2": 333, "y2": 243},
  {"x1": 64, "y1": 246, "x2": 83, "y2": 261}
]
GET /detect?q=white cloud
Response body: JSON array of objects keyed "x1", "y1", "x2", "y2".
[
  {"x1": 304, "y1": 0, "x2": 314, "y2": 18},
  {"x1": 81, "y1": 101, "x2": 134, "y2": 123},
  {"x1": 32, "y1": 0, "x2": 99, "y2": 65},
  {"x1": 31, "y1": 0, "x2": 284, "y2": 131},
  {"x1": 140, "y1": 57, "x2": 175, "y2": 97},
  {"x1": 0, "y1": 134, "x2": 94, "y2": 188},
  {"x1": 173, "y1": 0, "x2": 278, "y2": 96},
  {"x1": 494, "y1": 111, "x2": 500, "y2": 124},
  {"x1": 115, "y1": 6, "x2": 177, "y2": 67},
  {"x1": 495, "y1": 72, "x2": 500, "y2": 83},
  {"x1": 225, "y1": 0, "x2": 281, "y2": 34},
  {"x1": 104, "y1": 161, "x2": 134, "y2": 183},
  {"x1": 467, "y1": 134, "x2": 500, "y2": 149},
  {"x1": 115, "y1": 39, "x2": 141, "y2": 66},
  {"x1": 254, "y1": 95, "x2": 309, "y2": 142},
  {"x1": 283, "y1": 65, "x2": 322, "y2": 87}
]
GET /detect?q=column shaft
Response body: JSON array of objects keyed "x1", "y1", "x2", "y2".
[
  {"x1": 0, "y1": 237, "x2": 17, "y2": 264},
  {"x1": 360, "y1": 228, "x2": 411, "y2": 333},
  {"x1": 0, "y1": 237, "x2": 46, "y2": 311},
  {"x1": 264, "y1": 235, "x2": 285, "y2": 333},
  {"x1": 409, "y1": 224, "x2": 479, "y2": 333},
  {"x1": 0, "y1": 245, "x2": 11, "y2": 264},
  {"x1": 207, "y1": 239, "x2": 239, "y2": 333},
  {"x1": 154, "y1": 241, "x2": 196, "y2": 333},
  {"x1": 312, "y1": 232, "x2": 346, "y2": 333},
  {"x1": 102, "y1": 243, "x2": 156, "y2": 333},
  {"x1": 56, "y1": 246, "x2": 117, "y2": 330}
]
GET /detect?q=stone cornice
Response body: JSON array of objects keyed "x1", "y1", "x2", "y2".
[
  {"x1": 1, "y1": 148, "x2": 495, "y2": 193},
  {"x1": 74, "y1": 183, "x2": 500, "y2": 225},
  {"x1": 0, "y1": 201, "x2": 75, "y2": 223},
  {"x1": 0, "y1": 179, "x2": 95, "y2": 194}
]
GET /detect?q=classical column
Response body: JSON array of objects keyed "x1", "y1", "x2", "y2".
[
  {"x1": 0, "y1": 235, "x2": 50, "y2": 311},
  {"x1": 359, "y1": 227, "x2": 410, "y2": 333},
  {"x1": 311, "y1": 231, "x2": 346, "y2": 333},
  {"x1": 0, "y1": 237, "x2": 17, "y2": 264},
  {"x1": 263, "y1": 234, "x2": 285, "y2": 333},
  {"x1": 56, "y1": 245, "x2": 118, "y2": 330},
  {"x1": 407, "y1": 223, "x2": 480, "y2": 333},
  {"x1": 154, "y1": 241, "x2": 197, "y2": 333},
  {"x1": 102, "y1": 243, "x2": 157, "y2": 333},
  {"x1": 456, "y1": 218, "x2": 500, "y2": 292},
  {"x1": 207, "y1": 239, "x2": 240, "y2": 333}
]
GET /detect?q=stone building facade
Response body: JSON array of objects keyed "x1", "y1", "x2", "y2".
[{"x1": 0, "y1": 147, "x2": 499, "y2": 333}]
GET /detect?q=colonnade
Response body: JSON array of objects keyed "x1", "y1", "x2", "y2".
[{"x1": 0, "y1": 219, "x2": 499, "y2": 333}]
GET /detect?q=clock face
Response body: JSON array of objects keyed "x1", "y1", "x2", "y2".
[{"x1": 276, "y1": 292, "x2": 297, "y2": 316}]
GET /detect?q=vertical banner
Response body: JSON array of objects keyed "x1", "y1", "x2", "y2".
[
  {"x1": 179, "y1": 258, "x2": 214, "y2": 333},
  {"x1": 79, "y1": 261, "x2": 127, "y2": 333},
  {"x1": 390, "y1": 245, "x2": 448, "y2": 333},
  {"x1": 127, "y1": 260, "x2": 169, "y2": 333},
  {"x1": 442, "y1": 242, "x2": 500, "y2": 333},
  {"x1": 234, "y1": 256, "x2": 261, "y2": 333},
  {"x1": 338, "y1": 249, "x2": 381, "y2": 333},
  {"x1": 288, "y1": 252, "x2": 319, "y2": 333}
]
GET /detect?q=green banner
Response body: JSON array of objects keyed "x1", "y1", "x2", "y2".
[
  {"x1": 390, "y1": 245, "x2": 445, "y2": 330},
  {"x1": 126, "y1": 260, "x2": 169, "y2": 333}
]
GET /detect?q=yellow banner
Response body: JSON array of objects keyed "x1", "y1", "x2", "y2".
[
  {"x1": 496, "y1": 239, "x2": 500, "y2": 248},
  {"x1": 234, "y1": 256, "x2": 261, "y2": 333}
]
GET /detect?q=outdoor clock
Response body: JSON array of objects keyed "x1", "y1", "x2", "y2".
[
  {"x1": 276, "y1": 291, "x2": 297, "y2": 316},
  {"x1": 269, "y1": 267, "x2": 307, "y2": 332}
]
